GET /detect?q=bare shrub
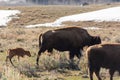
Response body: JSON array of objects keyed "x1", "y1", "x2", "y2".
[
  {"x1": 39, "y1": 53, "x2": 61, "y2": 70},
  {"x1": 114, "y1": 37, "x2": 120, "y2": 43},
  {"x1": 1, "y1": 65, "x2": 28, "y2": 80},
  {"x1": 38, "y1": 51, "x2": 83, "y2": 71}
]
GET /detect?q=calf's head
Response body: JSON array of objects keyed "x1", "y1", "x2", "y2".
[{"x1": 26, "y1": 51, "x2": 31, "y2": 57}]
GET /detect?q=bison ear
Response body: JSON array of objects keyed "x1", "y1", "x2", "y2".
[
  {"x1": 95, "y1": 36, "x2": 101, "y2": 43},
  {"x1": 96, "y1": 36, "x2": 100, "y2": 40}
]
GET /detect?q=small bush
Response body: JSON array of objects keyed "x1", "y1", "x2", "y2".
[{"x1": 17, "y1": 38, "x2": 24, "y2": 42}]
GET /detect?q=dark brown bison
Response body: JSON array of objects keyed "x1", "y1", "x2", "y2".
[
  {"x1": 36, "y1": 27, "x2": 101, "y2": 65},
  {"x1": 87, "y1": 43, "x2": 120, "y2": 80},
  {"x1": 6, "y1": 48, "x2": 31, "y2": 66}
]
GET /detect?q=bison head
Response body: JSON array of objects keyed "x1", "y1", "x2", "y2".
[
  {"x1": 90, "y1": 36, "x2": 101, "y2": 46},
  {"x1": 26, "y1": 51, "x2": 31, "y2": 57}
]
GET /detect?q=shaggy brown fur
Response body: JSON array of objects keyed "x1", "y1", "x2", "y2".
[
  {"x1": 37, "y1": 27, "x2": 101, "y2": 65},
  {"x1": 6, "y1": 48, "x2": 31, "y2": 66},
  {"x1": 86, "y1": 43, "x2": 120, "y2": 80}
]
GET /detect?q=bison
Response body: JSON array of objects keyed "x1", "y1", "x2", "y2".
[
  {"x1": 87, "y1": 43, "x2": 120, "y2": 80},
  {"x1": 6, "y1": 48, "x2": 31, "y2": 66},
  {"x1": 36, "y1": 27, "x2": 101, "y2": 65}
]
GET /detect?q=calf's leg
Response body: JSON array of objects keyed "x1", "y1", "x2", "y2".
[
  {"x1": 6, "y1": 56, "x2": 15, "y2": 67},
  {"x1": 6, "y1": 56, "x2": 9, "y2": 64},
  {"x1": 9, "y1": 57, "x2": 15, "y2": 67}
]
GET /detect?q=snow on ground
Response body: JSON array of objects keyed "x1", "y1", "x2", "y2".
[
  {"x1": 25, "y1": 6, "x2": 120, "y2": 28},
  {"x1": 0, "y1": 0, "x2": 9, "y2": 2},
  {"x1": 0, "y1": 10, "x2": 20, "y2": 27},
  {"x1": 83, "y1": 27, "x2": 102, "y2": 30},
  {"x1": 0, "y1": 0, "x2": 25, "y2": 3}
]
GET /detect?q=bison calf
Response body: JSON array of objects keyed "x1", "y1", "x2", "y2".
[
  {"x1": 6, "y1": 48, "x2": 31, "y2": 66},
  {"x1": 87, "y1": 43, "x2": 120, "y2": 80}
]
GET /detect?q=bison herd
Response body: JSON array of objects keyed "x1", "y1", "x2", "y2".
[{"x1": 5, "y1": 27, "x2": 120, "y2": 80}]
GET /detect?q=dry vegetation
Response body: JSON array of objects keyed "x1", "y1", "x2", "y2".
[{"x1": 0, "y1": 3, "x2": 120, "y2": 80}]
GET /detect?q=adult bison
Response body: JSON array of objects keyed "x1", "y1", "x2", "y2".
[
  {"x1": 87, "y1": 43, "x2": 120, "y2": 80},
  {"x1": 36, "y1": 27, "x2": 101, "y2": 65}
]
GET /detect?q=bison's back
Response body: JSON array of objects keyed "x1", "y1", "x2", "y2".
[{"x1": 42, "y1": 27, "x2": 91, "y2": 50}]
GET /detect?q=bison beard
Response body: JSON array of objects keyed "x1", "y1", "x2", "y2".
[{"x1": 36, "y1": 27, "x2": 101, "y2": 66}]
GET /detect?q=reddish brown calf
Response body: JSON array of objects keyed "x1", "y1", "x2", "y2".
[{"x1": 6, "y1": 48, "x2": 31, "y2": 66}]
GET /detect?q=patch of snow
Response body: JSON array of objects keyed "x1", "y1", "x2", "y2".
[
  {"x1": 26, "y1": 22, "x2": 64, "y2": 28},
  {"x1": 83, "y1": 27, "x2": 102, "y2": 30},
  {"x1": 0, "y1": 10, "x2": 20, "y2": 27},
  {"x1": 25, "y1": 6, "x2": 120, "y2": 28},
  {"x1": 0, "y1": 0, "x2": 9, "y2": 2}
]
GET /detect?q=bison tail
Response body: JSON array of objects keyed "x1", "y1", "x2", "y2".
[{"x1": 39, "y1": 33, "x2": 43, "y2": 48}]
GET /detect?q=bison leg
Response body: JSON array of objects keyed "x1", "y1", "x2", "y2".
[
  {"x1": 36, "y1": 47, "x2": 46, "y2": 65},
  {"x1": 47, "y1": 48, "x2": 53, "y2": 56},
  {"x1": 36, "y1": 50, "x2": 42, "y2": 66},
  {"x1": 109, "y1": 69, "x2": 115, "y2": 80},
  {"x1": 94, "y1": 67, "x2": 102, "y2": 80},
  {"x1": 6, "y1": 55, "x2": 15, "y2": 67},
  {"x1": 69, "y1": 50, "x2": 82, "y2": 64},
  {"x1": 6, "y1": 56, "x2": 9, "y2": 64},
  {"x1": 9, "y1": 57, "x2": 15, "y2": 67},
  {"x1": 89, "y1": 66, "x2": 94, "y2": 80},
  {"x1": 75, "y1": 50, "x2": 82, "y2": 64},
  {"x1": 69, "y1": 51, "x2": 75, "y2": 64},
  {"x1": 17, "y1": 56, "x2": 20, "y2": 62}
]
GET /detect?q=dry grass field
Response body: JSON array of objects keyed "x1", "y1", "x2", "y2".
[{"x1": 0, "y1": 3, "x2": 120, "y2": 80}]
